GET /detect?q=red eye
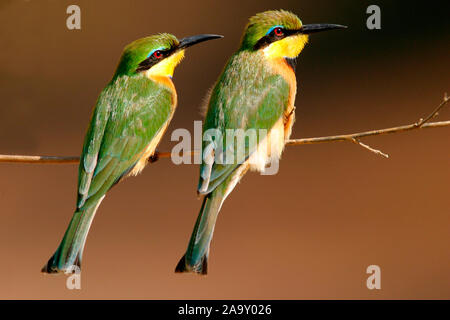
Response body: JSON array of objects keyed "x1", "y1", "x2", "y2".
[
  {"x1": 274, "y1": 27, "x2": 284, "y2": 36},
  {"x1": 153, "y1": 50, "x2": 162, "y2": 59}
]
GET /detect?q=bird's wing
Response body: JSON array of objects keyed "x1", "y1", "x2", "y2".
[
  {"x1": 198, "y1": 68, "x2": 290, "y2": 195},
  {"x1": 77, "y1": 75, "x2": 174, "y2": 209}
]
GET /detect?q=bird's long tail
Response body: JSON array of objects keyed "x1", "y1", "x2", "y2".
[
  {"x1": 175, "y1": 188, "x2": 225, "y2": 275},
  {"x1": 41, "y1": 197, "x2": 104, "y2": 274}
]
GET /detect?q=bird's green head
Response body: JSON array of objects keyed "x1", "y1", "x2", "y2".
[
  {"x1": 113, "y1": 33, "x2": 222, "y2": 79},
  {"x1": 240, "y1": 10, "x2": 346, "y2": 59}
]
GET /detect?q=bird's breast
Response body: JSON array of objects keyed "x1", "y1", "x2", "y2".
[
  {"x1": 149, "y1": 75, "x2": 178, "y2": 108},
  {"x1": 128, "y1": 76, "x2": 177, "y2": 177},
  {"x1": 267, "y1": 58, "x2": 297, "y2": 109},
  {"x1": 267, "y1": 57, "x2": 297, "y2": 140}
]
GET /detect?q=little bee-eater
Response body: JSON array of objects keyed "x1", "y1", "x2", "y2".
[
  {"x1": 42, "y1": 33, "x2": 222, "y2": 274},
  {"x1": 176, "y1": 10, "x2": 346, "y2": 274}
]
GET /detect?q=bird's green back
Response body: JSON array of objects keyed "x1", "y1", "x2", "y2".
[
  {"x1": 77, "y1": 74, "x2": 174, "y2": 210},
  {"x1": 199, "y1": 51, "x2": 290, "y2": 193}
]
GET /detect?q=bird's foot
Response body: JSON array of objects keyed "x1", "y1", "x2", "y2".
[{"x1": 148, "y1": 151, "x2": 159, "y2": 163}]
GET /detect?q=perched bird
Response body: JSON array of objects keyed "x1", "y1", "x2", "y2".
[
  {"x1": 42, "y1": 33, "x2": 222, "y2": 274},
  {"x1": 175, "y1": 10, "x2": 346, "y2": 274}
]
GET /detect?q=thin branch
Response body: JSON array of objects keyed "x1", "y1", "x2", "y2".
[
  {"x1": 0, "y1": 155, "x2": 80, "y2": 164},
  {"x1": 416, "y1": 92, "x2": 448, "y2": 126},
  {"x1": 286, "y1": 120, "x2": 450, "y2": 146},
  {"x1": 0, "y1": 94, "x2": 449, "y2": 164},
  {"x1": 286, "y1": 94, "x2": 449, "y2": 157}
]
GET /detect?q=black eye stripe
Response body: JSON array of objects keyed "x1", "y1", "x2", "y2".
[
  {"x1": 149, "y1": 49, "x2": 170, "y2": 61},
  {"x1": 136, "y1": 47, "x2": 176, "y2": 73},
  {"x1": 253, "y1": 28, "x2": 300, "y2": 50}
]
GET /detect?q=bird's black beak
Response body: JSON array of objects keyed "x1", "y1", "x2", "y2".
[
  {"x1": 298, "y1": 24, "x2": 347, "y2": 35},
  {"x1": 178, "y1": 34, "x2": 223, "y2": 49}
]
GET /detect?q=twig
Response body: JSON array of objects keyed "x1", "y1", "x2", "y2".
[
  {"x1": 0, "y1": 94, "x2": 449, "y2": 164},
  {"x1": 351, "y1": 138, "x2": 389, "y2": 158},
  {"x1": 286, "y1": 94, "x2": 450, "y2": 157},
  {"x1": 0, "y1": 155, "x2": 80, "y2": 164},
  {"x1": 415, "y1": 92, "x2": 448, "y2": 127}
]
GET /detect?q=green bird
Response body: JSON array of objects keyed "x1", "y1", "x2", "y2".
[
  {"x1": 175, "y1": 10, "x2": 346, "y2": 274},
  {"x1": 42, "y1": 33, "x2": 222, "y2": 274}
]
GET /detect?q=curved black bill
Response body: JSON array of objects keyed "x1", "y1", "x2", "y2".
[
  {"x1": 300, "y1": 23, "x2": 347, "y2": 34},
  {"x1": 179, "y1": 34, "x2": 223, "y2": 49}
]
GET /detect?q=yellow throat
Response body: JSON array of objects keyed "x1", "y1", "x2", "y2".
[
  {"x1": 263, "y1": 34, "x2": 308, "y2": 59},
  {"x1": 145, "y1": 49, "x2": 185, "y2": 78}
]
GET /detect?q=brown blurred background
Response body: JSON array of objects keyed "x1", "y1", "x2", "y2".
[{"x1": 0, "y1": 0, "x2": 449, "y2": 299}]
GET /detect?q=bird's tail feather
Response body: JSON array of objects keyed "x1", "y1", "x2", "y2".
[
  {"x1": 175, "y1": 189, "x2": 224, "y2": 275},
  {"x1": 41, "y1": 197, "x2": 104, "y2": 274}
]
